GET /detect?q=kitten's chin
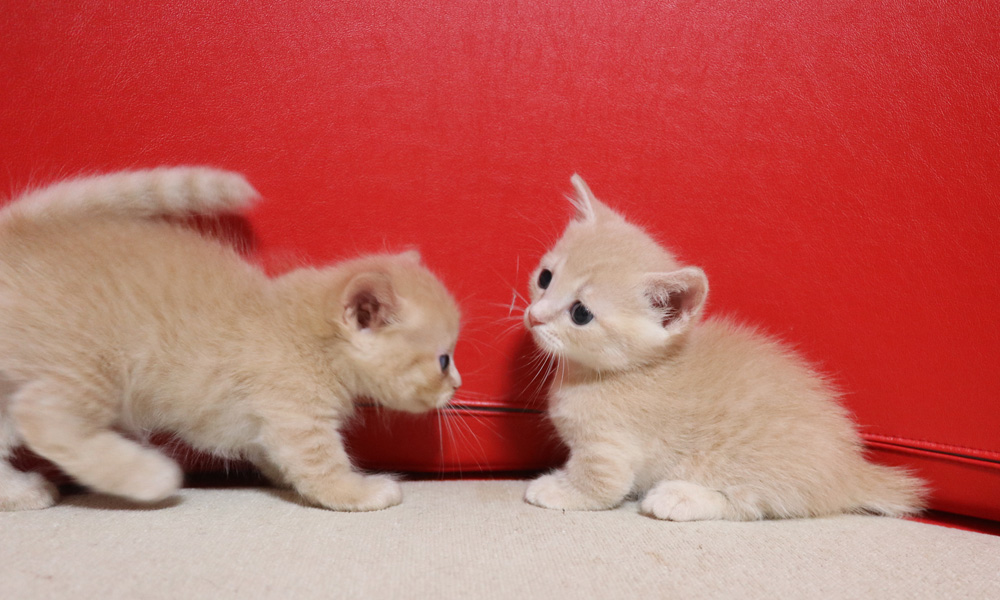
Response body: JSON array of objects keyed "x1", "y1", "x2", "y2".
[
  {"x1": 436, "y1": 391, "x2": 455, "y2": 409},
  {"x1": 528, "y1": 326, "x2": 563, "y2": 356}
]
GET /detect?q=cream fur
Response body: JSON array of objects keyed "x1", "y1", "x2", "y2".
[
  {"x1": 0, "y1": 168, "x2": 461, "y2": 511},
  {"x1": 524, "y1": 175, "x2": 925, "y2": 521}
]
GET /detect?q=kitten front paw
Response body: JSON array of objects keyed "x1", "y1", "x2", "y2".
[
  {"x1": 309, "y1": 474, "x2": 402, "y2": 512},
  {"x1": 524, "y1": 472, "x2": 610, "y2": 511},
  {"x1": 640, "y1": 480, "x2": 729, "y2": 522},
  {"x1": 0, "y1": 471, "x2": 60, "y2": 511},
  {"x1": 355, "y1": 475, "x2": 402, "y2": 511}
]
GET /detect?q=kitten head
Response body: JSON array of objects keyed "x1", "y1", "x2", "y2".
[
  {"x1": 293, "y1": 250, "x2": 462, "y2": 412},
  {"x1": 524, "y1": 175, "x2": 708, "y2": 372}
]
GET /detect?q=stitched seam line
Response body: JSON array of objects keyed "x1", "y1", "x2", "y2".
[{"x1": 864, "y1": 434, "x2": 1000, "y2": 464}]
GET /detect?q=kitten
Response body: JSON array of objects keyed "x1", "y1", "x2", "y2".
[
  {"x1": 523, "y1": 175, "x2": 924, "y2": 521},
  {"x1": 0, "y1": 167, "x2": 462, "y2": 511}
]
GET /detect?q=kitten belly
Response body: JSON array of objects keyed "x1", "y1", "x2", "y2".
[{"x1": 122, "y1": 389, "x2": 260, "y2": 458}]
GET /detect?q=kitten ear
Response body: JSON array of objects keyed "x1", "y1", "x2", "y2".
[
  {"x1": 342, "y1": 272, "x2": 398, "y2": 331},
  {"x1": 568, "y1": 174, "x2": 617, "y2": 223},
  {"x1": 568, "y1": 174, "x2": 599, "y2": 222},
  {"x1": 643, "y1": 267, "x2": 709, "y2": 334}
]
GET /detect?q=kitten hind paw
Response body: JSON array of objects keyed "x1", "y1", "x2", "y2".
[
  {"x1": 0, "y1": 471, "x2": 60, "y2": 511},
  {"x1": 640, "y1": 480, "x2": 730, "y2": 522}
]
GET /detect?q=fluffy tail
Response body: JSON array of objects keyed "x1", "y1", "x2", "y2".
[
  {"x1": 3, "y1": 167, "x2": 259, "y2": 223},
  {"x1": 854, "y1": 461, "x2": 928, "y2": 517}
]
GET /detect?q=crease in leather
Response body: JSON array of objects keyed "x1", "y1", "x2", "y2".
[{"x1": 865, "y1": 435, "x2": 1000, "y2": 468}]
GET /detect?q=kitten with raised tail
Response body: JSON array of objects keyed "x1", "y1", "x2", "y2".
[
  {"x1": 523, "y1": 175, "x2": 925, "y2": 521},
  {"x1": 0, "y1": 167, "x2": 461, "y2": 511}
]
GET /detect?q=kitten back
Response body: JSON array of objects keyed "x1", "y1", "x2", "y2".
[{"x1": 2, "y1": 167, "x2": 259, "y2": 223}]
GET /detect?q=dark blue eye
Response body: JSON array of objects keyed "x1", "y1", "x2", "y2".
[
  {"x1": 570, "y1": 301, "x2": 593, "y2": 325},
  {"x1": 537, "y1": 269, "x2": 552, "y2": 289},
  {"x1": 439, "y1": 354, "x2": 450, "y2": 372}
]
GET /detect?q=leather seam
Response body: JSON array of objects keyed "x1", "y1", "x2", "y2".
[{"x1": 864, "y1": 434, "x2": 1000, "y2": 464}]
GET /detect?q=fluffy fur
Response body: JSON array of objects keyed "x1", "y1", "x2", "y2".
[
  {"x1": 523, "y1": 175, "x2": 925, "y2": 521},
  {"x1": 0, "y1": 167, "x2": 462, "y2": 511}
]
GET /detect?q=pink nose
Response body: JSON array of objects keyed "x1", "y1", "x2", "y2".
[{"x1": 527, "y1": 311, "x2": 543, "y2": 328}]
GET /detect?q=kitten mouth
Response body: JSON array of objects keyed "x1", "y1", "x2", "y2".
[{"x1": 529, "y1": 327, "x2": 562, "y2": 356}]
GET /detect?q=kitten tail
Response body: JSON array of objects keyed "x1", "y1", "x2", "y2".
[
  {"x1": 853, "y1": 461, "x2": 928, "y2": 517},
  {"x1": 4, "y1": 167, "x2": 259, "y2": 222}
]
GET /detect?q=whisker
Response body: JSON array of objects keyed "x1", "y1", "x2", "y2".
[
  {"x1": 487, "y1": 266, "x2": 531, "y2": 307},
  {"x1": 454, "y1": 363, "x2": 491, "y2": 377},
  {"x1": 449, "y1": 412, "x2": 489, "y2": 473},
  {"x1": 461, "y1": 312, "x2": 496, "y2": 329},
  {"x1": 495, "y1": 321, "x2": 527, "y2": 339},
  {"x1": 455, "y1": 407, "x2": 502, "y2": 439},
  {"x1": 462, "y1": 330, "x2": 521, "y2": 351},
  {"x1": 437, "y1": 408, "x2": 447, "y2": 475},
  {"x1": 517, "y1": 350, "x2": 550, "y2": 376},
  {"x1": 443, "y1": 409, "x2": 464, "y2": 478},
  {"x1": 484, "y1": 301, "x2": 526, "y2": 310},
  {"x1": 453, "y1": 389, "x2": 504, "y2": 400},
  {"x1": 554, "y1": 357, "x2": 566, "y2": 401},
  {"x1": 508, "y1": 287, "x2": 530, "y2": 306},
  {"x1": 522, "y1": 351, "x2": 556, "y2": 400}
]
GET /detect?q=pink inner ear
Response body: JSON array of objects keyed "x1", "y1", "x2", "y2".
[
  {"x1": 342, "y1": 271, "x2": 396, "y2": 330},
  {"x1": 650, "y1": 289, "x2": 687, "y2": 327},
  {"x1": 353, "y1": 291, "x2": 381, "y2": 329}
]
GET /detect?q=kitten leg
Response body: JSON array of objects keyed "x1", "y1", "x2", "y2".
[
  {"x1": 639, "y1": 480, "x2": 731, "y2": 522},
  {"x1": 12, "y1": 381, "x2": 182, "y2": 503},
  {"x1": 259, "y1": 422, "x2": 401, "y2": 511},
  {"x1": 245, "y1": 447, "x2": 291, "y2": 488},
  {"x1": 525, "y1": 445, "x2": 634, "y2": 511},
  {"x1": 0, "y1": 412, "x2": 58, "y2": 511}
]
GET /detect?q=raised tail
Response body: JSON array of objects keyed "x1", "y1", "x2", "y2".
[{"x1": 2, "y1": 167, "x2": 259, "y2": 223}]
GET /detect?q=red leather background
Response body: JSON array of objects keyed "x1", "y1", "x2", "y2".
[{"x1": 2, "y1": 2, "x2": 998, "y2": 519}]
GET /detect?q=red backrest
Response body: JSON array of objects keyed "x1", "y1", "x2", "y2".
[{"x1": 2, "y1": 1, "x2": 997, "y2": 518}]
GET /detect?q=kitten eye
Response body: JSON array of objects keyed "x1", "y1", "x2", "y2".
[
  {"x1": 569, "y1": 301, "x2": 594, "y2": 325},
  {"x1": 439, "y1": 354, "x2": 450, "y2": 373},
  {"x1": 537, "y1": 269, "x2": 552, "y2": 289}
]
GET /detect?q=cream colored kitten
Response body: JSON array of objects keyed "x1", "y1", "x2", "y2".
[
  {"x1": 0, "y1": 168, "x2": 461, "y2": 511},
  {"x1": 523, "y1": 175, "x2": 924, "y2": 521}
]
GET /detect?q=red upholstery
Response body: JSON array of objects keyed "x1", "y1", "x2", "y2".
[{"x1": 2, "y1": 2, "x2": 997, "y2": 521}]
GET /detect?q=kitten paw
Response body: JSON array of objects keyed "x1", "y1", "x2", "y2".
[
  {"x1": 310, "y1": 474, "x2": 402, "y2": 512},
  {"x1": 524, "y1": 472, "x2": 610, "y2": 511},
  {"x1": 112, "y1": 451, "x2": 184, "y2": 503},
  {"x1": 640, "y1": 480, "x2": 729, "y2": 521},
  {"x1": 354, "y1": 475, "x2": 402, "y2": 511},
  {"x1": 0, "y1": 471, "x2": 60, "y2": 511}
]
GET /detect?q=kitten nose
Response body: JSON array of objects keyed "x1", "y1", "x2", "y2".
[{"x1": 527, "y1": 310, "x2": 544, "y2": 328}]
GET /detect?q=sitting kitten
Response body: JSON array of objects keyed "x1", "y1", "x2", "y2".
[
  {"x1": 523, "y1": 175, "x2": 924, "y2": 521},
  {"x1": 0, "y1": 168, "x2": 461, "y2": 511}
]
